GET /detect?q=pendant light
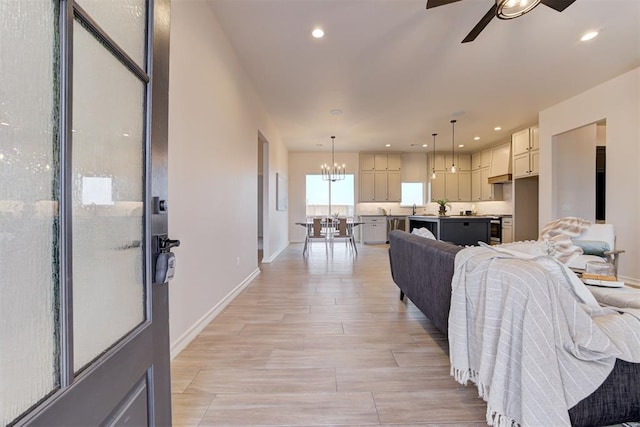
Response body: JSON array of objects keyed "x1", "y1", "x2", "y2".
[
  {"x1": 321, "y1": 136, "x2": 346, "y2": 182},
  {"x1": 430, "y1": 133, "x2": 437, "y2": 179},
  {"x1": 450, "y1": 119, "x2": 457, "y2": 173}
]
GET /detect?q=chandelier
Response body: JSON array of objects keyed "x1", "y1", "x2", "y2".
[{"x1": 321, "y1": 136, "x2": 346, "y2": 182}]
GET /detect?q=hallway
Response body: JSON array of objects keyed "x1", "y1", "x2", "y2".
[{"x1": 170, "y1": 243, "x2": 486, "y2": 426}]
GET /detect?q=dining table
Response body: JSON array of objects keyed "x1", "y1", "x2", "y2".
[{"x1": 295, "y1": 218, "x2": 363, "y2": 255}]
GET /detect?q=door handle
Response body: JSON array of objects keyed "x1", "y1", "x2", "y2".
[
  {"x1": 160, "y1": 238, "x2": 181, "y2": 252},
  {"x1": 154, "y1": 236, "x2": 180, "y2": 284}
]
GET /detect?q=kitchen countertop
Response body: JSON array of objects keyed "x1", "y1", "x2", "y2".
[
  {"x1": 408, "y1": 215, "x2": 494, "y2": 220},
  {"x1": 358, "y1": 214, "x2": 409, "y2": 217}
]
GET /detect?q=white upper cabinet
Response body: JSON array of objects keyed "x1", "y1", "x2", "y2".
[
  {"x1": 374, "y1": 153, "x2": 388, "y2": 170},
  {"x1": 481, "y1": 149, "x2": 491, "y2": 168},
  {"x1": 512, "y1": 128, "x2": 531, "y2": 157},
  {"x1": 444, "y1": 154, "x2": 471, "y2": 171},
  {"x1": 433, "y1": 153, "x2": 446, "y2": 171},
  {"x1": 512, "y1": 126, "x2": 539, "y2": 179},
  {"x1": 387, "y1": 154, "x2": 402, "y2": 171},
  {"x1": 359, "y1": 153, "x2": 402, "y2": 202},
  {"x1": 472, "y1": 152, "x2": 482, "y2": 170},
  {"x1": 360, "y1": 153, "x2": 375, "y2": 171}
]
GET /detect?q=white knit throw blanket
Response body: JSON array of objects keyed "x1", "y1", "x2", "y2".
[
  {"x1": 538, "y1": 216, "x2": 591, "y2": 263},
  {"x1": 448, "y1": 246, "x2": 640, "y2": 427}
]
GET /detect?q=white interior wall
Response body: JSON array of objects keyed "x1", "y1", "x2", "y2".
[
  {"x1": 554, "y1": 123, "x2": 597, "y2": 221},
  {"x1": 539, "y1": 67, "x2": 640, "y2": 282},
  {"x1": 167, "y1": 0, "x2": 288, "y2": 355}
]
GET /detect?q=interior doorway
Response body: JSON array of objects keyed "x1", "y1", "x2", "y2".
[
  {"x1": 258, "y1": 132, "x2": 269, "y2": 264},
  {"x1": 553, "y1": 120, "x2": 606, "y2": 222}
]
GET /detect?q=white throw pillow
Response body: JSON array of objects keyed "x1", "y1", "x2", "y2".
[{"x1": 411, "y1": 227, "x2": 436, "y2": 240}]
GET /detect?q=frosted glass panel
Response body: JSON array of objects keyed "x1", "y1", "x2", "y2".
[
  {"x1": 72, "y1": 21, "x2": 145, "y2": 372},
  {"x1": 76, "y1": 0, "x2": 147, "y2": 68},
  {"x1": 0, "y1": 1, "x2": 59, "y2": 425}
]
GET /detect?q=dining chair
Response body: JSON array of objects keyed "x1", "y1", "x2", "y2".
[
  {"x1": 303, "y1": 217, "x2": 328, "y2": 256},
  {"x1": 332, "y1": 217, "x2": 358, "y2": 254}
]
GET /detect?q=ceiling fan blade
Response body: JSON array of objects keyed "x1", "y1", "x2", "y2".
[
  {"x1": 540, "y1": 0, "x2": 577, "y2": 12},
  {"x1": 426, "y1": 0, "x2": 463, "y2": 9},
  {"x1": 462, "y1": 4, "x2": 497, "y2": 43}
]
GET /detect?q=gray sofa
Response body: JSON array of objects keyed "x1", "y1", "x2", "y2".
[
  {"x1": 387, "y1": 229, "x2": 640, "y2": 427},
  {"x1": 388, "y1": 230, "x2": 461, "y2": 335}
]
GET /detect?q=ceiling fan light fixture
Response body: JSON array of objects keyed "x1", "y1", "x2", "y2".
[{"x1": 496, "y1": 0, "x2": 542, "y2": 19}]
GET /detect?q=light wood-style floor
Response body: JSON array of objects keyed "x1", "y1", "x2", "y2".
[{"x1": 171, "y1": 242, "x2": 488, "y2": 426}]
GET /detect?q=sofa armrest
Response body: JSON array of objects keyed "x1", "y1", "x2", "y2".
[{"x1": 388, "y1": 230, "x2": 461, "y2": 335}]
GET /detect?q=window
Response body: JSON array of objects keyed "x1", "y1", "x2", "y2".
[
  {"x1": 400, "y1": 182, "x2": 424, "y2": 207},
  {"x1": 306, "y1": 174, "x2": 355, "y2": 217}
]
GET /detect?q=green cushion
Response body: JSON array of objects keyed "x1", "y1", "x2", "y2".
[{"x1": 574, "y1": 240, "x2": 610, "y2": 256}]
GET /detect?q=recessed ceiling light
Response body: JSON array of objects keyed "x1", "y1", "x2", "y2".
[
  {"x1": 494, "y1": 126, "x2": 502, "y2": 131},
  {"x1": 122, "y1": 133, "x2": 130, "y2": 137},
  {"x1": 385, "y1": 144, "x2": 391, "y2": 147},
  {"x1": 0, "y1": 122, "x2": 9, "y2": 126},
  {"x1": 474, "y1": 136, "x2": 480, "y2": 140},
  {"x1": 581, "y1": 31, "x2": 598, "y2": 42},
  {"x1": 312, "y1": 27, "x2": 324, "y2": 39},
  {"x1": 330, "y1": 109, "x2": 343, "y2": 116},
  {"x1": 458, "y1": 144, "x2": 465, "y2": 148},
  {"x1": 422, "y1": 144, "x2": 428, "y2": 148}
]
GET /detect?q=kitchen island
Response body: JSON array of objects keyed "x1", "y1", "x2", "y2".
[{"x1": 408, "y1": 215, "x2": 491, "y2": 246}]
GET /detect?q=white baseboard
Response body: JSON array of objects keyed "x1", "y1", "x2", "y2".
[
  {"x1": 261, "y1": 242, "x2": 288, "y2": 263},
  {"x1": 170, "y1": 267, "x2": 261, "y2": 359},
  {"x1": 620, "y1": 275, "x2": 640, "y2": 288}
]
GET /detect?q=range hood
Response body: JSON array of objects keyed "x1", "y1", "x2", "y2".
[
  {"x1": 488, "y1": 173, "x2": 512, "y2": 184},
  {"x1": 488, "y1": 142, "x2": 512, "y2": 184}
]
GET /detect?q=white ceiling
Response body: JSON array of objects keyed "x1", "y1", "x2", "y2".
[{"x1": 208, "y1": 0, "x2": 640, "y2": 153}]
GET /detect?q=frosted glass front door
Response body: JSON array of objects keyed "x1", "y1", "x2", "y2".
[
  {"x1": 0, "y1": 1, "x2": 59, "y2": 424},
  {"x1": 75, "y1": 0, "x2": 147, "y2": 68},
  {"x1": 72, "y1": 20, "x2": 146, "y2": 372}
]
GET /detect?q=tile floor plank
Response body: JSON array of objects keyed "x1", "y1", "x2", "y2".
[
  {"x1": 185, "y1": 367, "x2": 337, "y2": 394},
  {"x1": 200, "y1": 392, "x2": 380, "y2": 426}
]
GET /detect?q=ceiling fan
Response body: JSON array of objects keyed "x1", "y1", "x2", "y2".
[{"x1": 427, "y1": 0, "x2": 577, "y2": 43}]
